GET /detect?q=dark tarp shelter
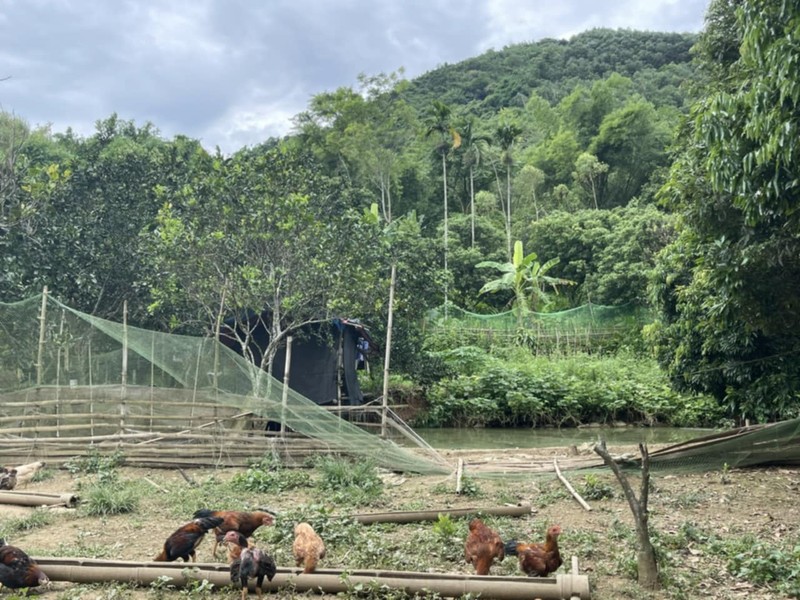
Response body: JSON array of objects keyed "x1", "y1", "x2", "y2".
[{"x1": 219, "y1": 314, "x2": 371, "y2": 407}]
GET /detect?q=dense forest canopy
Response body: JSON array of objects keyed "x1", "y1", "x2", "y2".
[{"x1": 2, "y1": 11, "x2": 799, "y2": 423}]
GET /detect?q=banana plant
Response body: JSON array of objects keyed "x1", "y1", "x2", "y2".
[{"x1": 477, "y1": 240, "x2": 573, "y2": 318}]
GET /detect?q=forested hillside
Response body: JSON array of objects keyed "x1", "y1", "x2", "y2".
[{"x1": 3, "y1": 5, "x2": 800, "y2": 425}]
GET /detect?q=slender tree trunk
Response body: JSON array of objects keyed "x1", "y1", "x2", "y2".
[
  {"x1": 469, "y1": 165, "x2": 475, "y2": 248},
  {"x1": 506, "y1": 167, "x2": 512, "y2": 259},
  {"x1": 594, "y1": 441, "x2": 660, "y2": 590},
  {"x1": 442, "y1": 152, "x2": 449, "y2": 316}
]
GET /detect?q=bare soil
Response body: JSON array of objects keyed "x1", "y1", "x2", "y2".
[{"x1": 4, "y1": 445, "x2": 800, "y2": 600}]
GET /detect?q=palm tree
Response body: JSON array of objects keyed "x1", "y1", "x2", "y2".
[
  {"x1": 459, "y1": 118, "x2": 491, "y2": 247},
  {"x1": 494, "y1": 120, "x2": 523, "y2": 259},
  {"x1": 424, "y1": 100, "x2": 460, "y2": 312},
  {"x1": 477, "y1": 240, "x2": 574, "y2": 325}
]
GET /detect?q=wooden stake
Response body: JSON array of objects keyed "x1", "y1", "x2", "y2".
[
  {"x1": 455, "y1": 458, "x2": 464, "y2": 494},
  {"x1": 553, "y1": 457, "x2": 592, "y2": 511}
]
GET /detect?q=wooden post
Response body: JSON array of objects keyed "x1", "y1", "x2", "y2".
[
  {"x1": 36, "y1": 286, "x2": 48, "y2": 386},
  {"x1": 149, "y1": 330, "x2": 155, "y2": 431},
  {"x1": 455, "y1": 458, "x2": 464, "y2": 494},
  {"x1": 280, "y1": 335, "x2": 293, "y2": 436},
  {"x1": 55, "y1": 310, "x2": 65, "y2": 438},
  {"x1": 381, "y1": 263, "x2": 397, "y2": 438},
  {"x1": 120, "y1": 300, "x2": 128, "y2": 437},
  {"x1": 88, "y1": 338, "x2": 94, "y2": 438}
]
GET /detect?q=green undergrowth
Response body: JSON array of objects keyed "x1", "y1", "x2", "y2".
[{"x1": 417, "y1": 346, "x2": 725, "y2": 428}]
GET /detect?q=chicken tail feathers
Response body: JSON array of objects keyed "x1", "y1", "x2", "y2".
[
  {"x1": 503, "y1": 540, "x2": 519, "y2": 556},
  {"x1": 192, "y1": 509, "x2": 216, "y2": 520},
  {"x1": 195, "y1": 516, "x2": 224, "y2": 531}
]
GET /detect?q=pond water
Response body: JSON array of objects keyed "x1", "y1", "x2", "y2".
[{"x1": 414, "y1": 426, "x2": 715, "y2": 449}]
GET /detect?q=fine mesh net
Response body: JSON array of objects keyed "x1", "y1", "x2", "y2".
[
  {"x1": 426, "y1": 303, "x2": 652, "y2": 352},
  {"x1": 0, "y1": 293, "x2": 450, "y2": 475}
]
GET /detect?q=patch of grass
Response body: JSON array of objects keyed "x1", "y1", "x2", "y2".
[
  {"x1": 0, "y1": 509, "x2": 53, "y2": 539},
  {"x1": 231, "y1": 454, "x2": 312, "y2": 493},
  {"x1": 80, "y1": 473, "x2": 140, "y2": 516},
  {"x1": 315, "y1": 455, "x2": 383, "y2": 505},
  {"x1": 65, "y1": 448, "x2": 125, "y2": 474},
  {"x1": 55, "y1": 531, "x2": 123, "y2": 559},
  {"x1": 708, "y1": 535, "x2": 800, "y2": 597},
  {"x1": 457, "y1": 475, "x2": 482, "y2": 498}
]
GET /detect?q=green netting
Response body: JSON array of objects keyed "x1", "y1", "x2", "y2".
[
  {"x1": 427, "y1": 303, "x2": 652, "y2": 334},
  {"x1": 0, "y1": 293, "x2": 449, "y2": 475}
]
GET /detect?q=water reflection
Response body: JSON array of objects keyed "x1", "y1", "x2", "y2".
[{"x1": 414, "y1": 427, "x2": 714, "y2": 449}]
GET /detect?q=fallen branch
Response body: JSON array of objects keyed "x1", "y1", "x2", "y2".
[{"x1": 553, "y1": 458, "x2": 592, "y2": 511}]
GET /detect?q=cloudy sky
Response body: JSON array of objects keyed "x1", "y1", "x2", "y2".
[{"x1": 1, "y1": 0, "x2": 710, "y2": 154}]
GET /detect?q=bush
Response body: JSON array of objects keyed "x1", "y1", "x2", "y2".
[
  {"x1": 231, "y1": 455, "x2": 312, "y2": 493},
  {"x1": 417, "y1": 350, "x2": 722, "y2": 428}
]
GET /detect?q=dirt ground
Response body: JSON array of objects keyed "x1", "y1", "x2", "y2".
[{"x1": 3, "y1": 445, "x2": 800, "y2": 600}]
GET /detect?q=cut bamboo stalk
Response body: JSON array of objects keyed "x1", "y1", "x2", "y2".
[
  {"x1": 554, "y1": 458, "x2": 592, "y2": 511},
  {"x1": 34, "y1": 557, "x2": 591, "y2": 600},
  {"x1": 0, "y1": 491, "x2": 79, "y2": 507},
  {"x1": 347, "y1": 502, "x2": 532, "y2": 524},
  {"x1": 455, "y1": 458, "x2": 464, "y2": 494}
]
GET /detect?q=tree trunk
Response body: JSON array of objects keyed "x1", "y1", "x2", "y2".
[
  {"x1": 441, "y1": 152, "x2": 449, "y2": 316},
  {"x1": 469, "y1": 165, "x2": 475, "y2": 248},
  {"x1": 380, "y1": 263, "x2": 397, "y2": 438},
  {"x1": 594, "y1": 441, "x2": 660, "y2": 590}
]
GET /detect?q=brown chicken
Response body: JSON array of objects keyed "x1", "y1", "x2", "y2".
[
  {"x1": 227, "y1": 534, "x2": 276, "y2": 600},
  {"x1": 464, "y1": 518, "x2": 505, "y2": 575},
  {"x1": 153, "y1": 516, "x2": 223, "y2": 562},
  {"x1": 504, "y1": 524, "x2": 563, "y2": 577},
  {"x1": 193, "y1": 509, "x2": 275, "y2": 558},
  {"x1": 0, "y1": 539, "x2": 49, "y2": 590},
  {"x1": 292, "y1": 522, "x2": 326, "y2": 574}
]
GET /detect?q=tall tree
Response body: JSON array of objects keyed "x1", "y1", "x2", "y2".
[
  {"x1": 457, "y1": 117, "x2": 491, "y2": 247},
  {"x1": 494, "y1": 114, "x2": 523, "y2": 258},
  {"x1": 650, "y1": 0, "x2": 800, "y2": 421},
  {"x1": 424, "y1": 100, "x2": 460, "y2": 310}
]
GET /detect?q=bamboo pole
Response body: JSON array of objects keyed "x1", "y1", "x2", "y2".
[
  {"x1": 381, "y1": 263, "x2": 397, "y2": 438},
  {"x1": 33, "y1": 557, "x2": 591, "y2": 600},
  {"x1": 554, "y1": 458, "x2": 592, "y2": 511},
  {"x1": 120, "y1": 300, "x2": 128, "y2": 439},
  {"x1": 36, "y1": 286, "x2": 48, "y2": 386},
  {"x1": 280, "y1": 335, "x2": 293, "y2": 436},
  {"x1": 0, "y1": 491, "x2": 79, "y2": 508},
  {"x1": 348, "y1": 502, "x2": 532, "y2": 524}
]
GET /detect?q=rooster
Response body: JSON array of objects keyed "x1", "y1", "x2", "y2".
[
  {"x1": 153, "y1": 516, "x2": 223, "y2": 562},
  {"x1": 504, "y1": 524, "x2": 563, "y2": 577},
  {"x1": 292, "y1": 522, "x2": 326, "y2": 574},
  {"x1": 0, "y1": 539, "x2": 49, "y2": 590},
  {"x1": 226, "y1": 533, "x2": 276, "y2": 600},
  {"x1": 192, "y1": 509, "x2": 274, "y2": 558},
  {"x1": 464, "y1": 518, "x2": 505, "y2": 575}
]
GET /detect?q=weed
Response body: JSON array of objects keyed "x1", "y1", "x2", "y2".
[
  {"x1": 80, "y1": 474, "x2": 140, "y2": 516},
  {"x1": 232, "y1": 454, "x2": 312, "y2": 493},
  {"x1": 457, "y1": 476, "x2": 481, "y2": 498},
  {"x1": 580, "y1": 473, "x2": 615, "y2": 500},
  {"x1": 315, "y1": 455, "x2": 383, "y2": 505},
  {"x1": 0, "y1": 509, "x2": 53, "y2": 539},
  {"x1": 432, "y1": 513, "x2": 457, "y2": 539},
  {"x1": 65, "y1": 448, "x2": 125, "y2": 474}
]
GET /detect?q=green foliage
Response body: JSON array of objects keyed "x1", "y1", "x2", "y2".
[
  {"x1": 0, "y1": 509, "x2": 53, "y2": 539},
  {"x1": 580, "y1": 474, "x2": 615, "y2": 500},
  {"x1": 710, "y1": 535, "x2": 800, "y2": 598},
  {"x1": 79, "y1": 472, "x2": 140, "y2": 516},
  {"x1": 418, "y1": 348, "x2": 723, "y2": 428},
  {"x1": 652, "y1": 0, "x2": 800, "y2": 421},
  {"x1": 231, "y1": 455, "x2": 312, "y2": 493},
  {"x1": 65, "y1": 448, "x2": 125, "y2": 474},
  {"x1": 432, "y1": 513, "x2": 457, "y2": 539},
  {"x1": 314, "y1": 455, "x2": 384, "y2": 505}
]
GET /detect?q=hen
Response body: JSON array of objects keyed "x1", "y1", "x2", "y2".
[
  {"x1": 464, "y1": 518, "x2": 505, "y2": 575},
  {"x1": 0, "y1": 539, "x2": 49, "y2": 590},
  {"x1": 227, "y1": 535, "x2": 277, "y2": 600},
  {"x1": 193, "y1": 509, "x2": 274, "y2": 558},
  {"x1": 504, "y1": 524, "x2": 563, "y2": 577},
  {"x1": 223, "y1": 531, "x2": 250, "y2": 564},
  {"x1": 292, "y1": 522, "x2": 326, "y2": 574},
  {"x1": 153, "y1": 516, "x2": 223, "y2": 562},
  {"x1": 0, "y1": 468, "x2": 17, "y2": 490}
]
